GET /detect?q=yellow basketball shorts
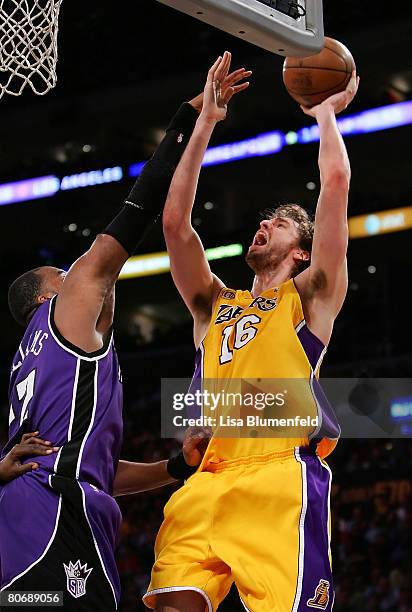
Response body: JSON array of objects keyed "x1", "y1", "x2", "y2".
[{"x1": 144, "y1": 447, "x2": 334, "y2": 612}]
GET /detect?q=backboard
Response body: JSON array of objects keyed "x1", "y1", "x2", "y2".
[{"x1": 155, "y1": 0, "x2": 324, "y2": 57}]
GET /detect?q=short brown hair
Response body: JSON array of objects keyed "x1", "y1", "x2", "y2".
[
  {"x1": 8, "y1": 268, "x2": 42, "y2": 327},
  {"x1": 266, "y1": 203, "x2": 314, "y2": 274}
]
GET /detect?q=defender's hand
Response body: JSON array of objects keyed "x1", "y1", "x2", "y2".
[
  {"x1": 183, "y1": 426, "x2": 212, "y2": 467},
  {"x1": 189, "y1": 66, "x2": 252, "y2": 114},
  {"x1": 0, "y1": 432, "x2": 59, "y2": 483},
  {"x1": 301, "y1": 70, "x2": 359, "y2": 118},
  {"x1": 200, "y1": 51, "x2": 251, "y2": 123}
]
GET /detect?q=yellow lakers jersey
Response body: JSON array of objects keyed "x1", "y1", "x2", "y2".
[{"x1": 196, "y1": 279, "x2": 340, "y2": 468}]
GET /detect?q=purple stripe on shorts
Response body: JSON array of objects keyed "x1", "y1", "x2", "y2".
[{"x1": 294, "y1": 451, "x2": 334, "y2": 611}]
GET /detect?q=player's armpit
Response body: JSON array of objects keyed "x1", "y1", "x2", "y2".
[
  {"x1": 53, "y1": 235, "x2": 128, "y2": 353},
  {"x1": 295, "y1": 259, "x2": 348, "y2": 346},
  {"x1": 96, "y1": 285, "x2": 115, "y2": 337}
]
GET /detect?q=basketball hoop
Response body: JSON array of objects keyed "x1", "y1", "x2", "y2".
[{"x1": 0, "y1": 0, "x2": 63, "y2": 98}]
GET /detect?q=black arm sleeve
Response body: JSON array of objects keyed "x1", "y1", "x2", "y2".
[
  {"x1": 102, "y1": 102, "x2": 199, "y2": 255},
  {"x1": 166, "y1": 451, "x2": 197, "y2": 481}
]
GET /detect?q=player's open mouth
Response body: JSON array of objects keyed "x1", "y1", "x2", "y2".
[{"x1": 252, "y1": 231, "x2": 268, "y2": 247}]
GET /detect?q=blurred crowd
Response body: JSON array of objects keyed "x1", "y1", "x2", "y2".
[
  {"x1": 1, "y1": 393, "x2": 411, "y2": 611},
  {"x1": 329, "y1": 441, "x2": 412, "y2": 612}
]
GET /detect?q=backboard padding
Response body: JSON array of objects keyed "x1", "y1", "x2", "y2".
[{"x1": 156, "y1": 0, "x2": 324, "y2": 57}]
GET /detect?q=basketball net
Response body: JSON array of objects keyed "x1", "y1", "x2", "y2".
[{"x1": 0, "y1": 0, "x2": 63, "y2": 98}]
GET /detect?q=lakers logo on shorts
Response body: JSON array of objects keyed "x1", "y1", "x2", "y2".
[{"x1": 307, "y1": 579, "x2": 330, "y2": 609}]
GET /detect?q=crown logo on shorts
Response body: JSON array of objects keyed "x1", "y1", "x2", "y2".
[
  {"x1": 63, "y1": 560, "x2": 93, "y2": 599},
  {"x1": 307, "y1": 579, "x2": 330, "y2": 609}
]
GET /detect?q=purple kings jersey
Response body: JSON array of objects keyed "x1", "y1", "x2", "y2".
[
  {"x1": 0, "y1": 297, "x2": 123, "y2": 601},
  {"x1": 3, "y1": 296, "x2": 123, "y2": 495}
]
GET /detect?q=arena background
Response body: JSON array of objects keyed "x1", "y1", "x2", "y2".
[{"x1": 1, "y1": 1, "x2": 412, "y2": 610}]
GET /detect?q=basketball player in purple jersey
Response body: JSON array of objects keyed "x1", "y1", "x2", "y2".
[{"x1": 0, "y1": 67, "x2": 251, "y2": 611}]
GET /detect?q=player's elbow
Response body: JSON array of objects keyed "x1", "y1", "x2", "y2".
[
  {"x1": 163, "y1": 210, "x2": 191, "y2": 241},
  {"x1": 85, "y1": 234, "x2": 125, "y2": 277},
  {"x1": 323, "y1": 167, "x2": 351, "y2": 192},
  {"x1": 90, "y1": 234, "x2": 117, "y2": 262},
  {"x1": 163, "y1": 209, "x2": 178, "y2": 234}
]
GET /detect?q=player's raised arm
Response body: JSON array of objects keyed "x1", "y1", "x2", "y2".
[
  {"x1": 51, "y1": 100, "x2": 204, "y2": 352},
  {"x1": 295, "y1": 71, "x2": 359, "y2": 345},
  {"x1": 163, "y1": 52, "x2": 250, "y2": 344}
]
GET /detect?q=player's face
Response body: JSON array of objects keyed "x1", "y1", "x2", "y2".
[{"x1": 246, "y1": 216, "x2": 301, "y2": 272}]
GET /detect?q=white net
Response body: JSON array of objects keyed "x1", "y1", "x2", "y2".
[{"x1": 0, "y1": 0, "x2": 63, "y2": 98}]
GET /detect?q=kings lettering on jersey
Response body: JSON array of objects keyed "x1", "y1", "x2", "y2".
[
  {"x1": 4, "y1": 296, "x2": 123, "y2": 496},
  {"x1": 193, "y1": 280, "x2": 341, "y2": 469},
  {"x1": 11, "y1": 328, "x2": 49, "y2": 374}
]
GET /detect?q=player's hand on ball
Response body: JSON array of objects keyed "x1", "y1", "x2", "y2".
[
  {"x1": 183, "y1": 426, "x2": 212, "y2": 467},
  {"x1": 200, "y1": 51, "x2": 251, "y2": 123},
  {"x1": 301, "y1": 70, "x2": 360, "y2": 118},
  {"x1": 0, "y1": 431, "x2": 59, "y2": 482}
]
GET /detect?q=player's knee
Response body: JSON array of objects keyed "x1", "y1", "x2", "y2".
[{"x1": 155, "y1": 589, "x2": 207, "y2": 612}]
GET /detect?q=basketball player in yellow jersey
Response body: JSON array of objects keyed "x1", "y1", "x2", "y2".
[{"x1": 144, "y1": 52, "x2": 359, "y2": 612}]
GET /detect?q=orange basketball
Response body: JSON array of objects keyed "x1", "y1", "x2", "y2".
[{"x1": 283, "y1": 37, "x2": 355, "y2": 108}]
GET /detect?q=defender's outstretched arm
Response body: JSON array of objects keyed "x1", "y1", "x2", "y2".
[{"x1": 54, "y1": 100, "x2": 200, "y2": 352}]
